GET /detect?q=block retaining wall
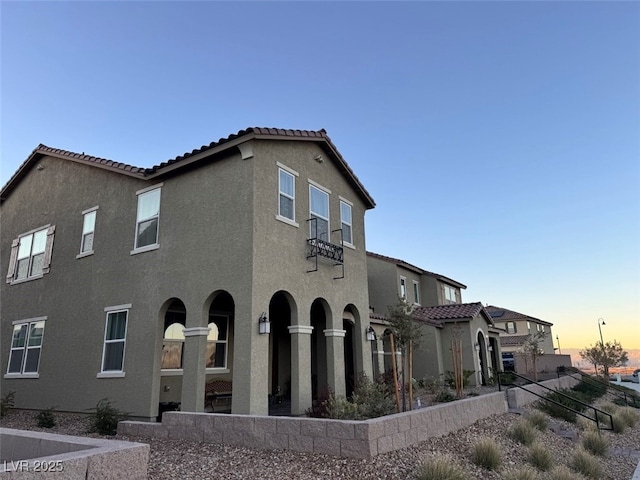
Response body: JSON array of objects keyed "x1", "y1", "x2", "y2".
[
  {"x1": 506, "y1": 376, "x2": 580, "y2": 409},
  {"x1": 119, "y1": 391, "x2": 508, "y2": 458}
]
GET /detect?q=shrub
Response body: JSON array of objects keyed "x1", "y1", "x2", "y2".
[
  {"x1": 322, "y1": 373, "x2": 396, "y2": 420},
  {"x1": 502, "y1": 466, "x2": 539, "y2": 480},
  {"x1": 471, "y1": 438, "x2": 501, "y2": 470},
  {"x1": 36, "y1": 407, "x2": 56, "y2": 428},
  {"x1": 525, "y1": 411, "x2": 549, "y2": 431},
  {"x1": 88, "y1": 398, "x2": 129, "y2": 436},
  {"x1": 536, "y1": 388, "x2": 592, "y2": 423},
  {"x1": 611, "y1": 413, "x2": 627, "y2": 433},
  {"x1": 550, "y1": 465, "x2": 586, "y2": 480},
  {"x1": 570, "y1": 447, "x2": 602, "y2": 479},
  {"x1": 434, "y1": 389, "x2": 456, "y2": 403},
  {"x1": 444, "y1": 370, "x2": 475, "y2": 389},
  {"x1": 305, "y1": 387, "x2": 333, "y2": 418},
  {"x1": 324, "y1": 394, "x2": 359, "y2": 419},
  {"x1": 413, "y1": 456, "x2": 466, "y2": 480},
  {"x1": 571, "y1": 380, "x2": 607, "y2": 402},
  {"x1": 509, "y1": 420, "x2": 537, "y2": 446},
  {"x1": 616, "y1": 406, "x2": 638, "y2": 427},
  {"x1": 598, "y1": 402, "x2": 618, "y2": 415},
  {"x1": 0, "y1": 391, "x2": 15, "y2": 417},
  {"x1": 580, "y1": 430, "x2": 608, "y2": 457},
  {"x1": 527, "y1": 442, "x2": 553, "y2": 471},
  {"x1": 419, "y1": 375, "x2": 444, "y2": 394},
  {"x1": 613, "y1": 397, "x2": 640, "y2": 409}
]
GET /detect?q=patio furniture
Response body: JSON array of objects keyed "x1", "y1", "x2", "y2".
[{"x1": 205, "y1": 380, "x2": 232, "y2": 412}]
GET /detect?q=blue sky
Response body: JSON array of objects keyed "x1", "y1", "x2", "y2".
[{"x1": 2, "y1": 2, "x2": 638, "y2": 349}]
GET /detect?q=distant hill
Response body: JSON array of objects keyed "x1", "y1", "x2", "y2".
[{"x1": 561, "y1": 348, "x2": 640, "y2": 373}]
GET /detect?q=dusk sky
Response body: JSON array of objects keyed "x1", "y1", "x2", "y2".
[{"x1": 2, "y1": 2, "x2": 638, "y2": 350}]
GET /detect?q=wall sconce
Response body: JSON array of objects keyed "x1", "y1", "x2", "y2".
[
  {"x1": 474, "y1": 342, "x2": 480, "y2": 351},
  {"x1": 366, "y1": 326, "x2": 376, "y2": 342},
  {"x1": 258, "y1": 312, "x2": 270, "y2": 334},
  {"x1": 488, "y1": 346, "x2": 493, "y2": 352}
]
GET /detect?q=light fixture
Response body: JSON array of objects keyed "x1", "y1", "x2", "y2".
[
  {"x1": 474, "y1": 342, "x2": 480, "y2": 351},
  {"x1": 258, "y1": 312, "x2": 270, "y2": 335},
  {"x1": 366, "y1": 326, "x2": 376, "y2": 342},
  {"x1": 488, "y1": 346, "x2": 493, "y2": 352}
]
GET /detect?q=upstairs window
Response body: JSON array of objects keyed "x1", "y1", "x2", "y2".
[
  {"x1": 505, "y1": 322, "x2": 517, "y2": 334},
  {"x1": 309, "y1": 184, "x2": 329, "y2": 241},
  {"x1": 444, "y1": 285, "x2": 457, "y2": 304},
  {"x1": 400, "y1": 277, "x2": 407, "y2": 300},
  {"x1": 278, "y1": 168, "x2": 295, "y2": 221},
  {"x1": 101, "y1": 308, "x2": 128, "y2": 373},
  {"x1": 340, "y1": 200, "x2": 353, "y2": 245},
  {"x1": 413, "y1": 281, "x2": 420, "y2": 305},
  {"x1": 134, "y1": 186, "x2": 161, "y2": 250},
  {"x1": 6, "y1": 319, "x2": 46, "y2": 375},
  {"x1": 6, "y1": 226, "x2": 55, "y2": 284},
  {"x1": 80, "y1": 208, "x2": 97, "y2": 255}
]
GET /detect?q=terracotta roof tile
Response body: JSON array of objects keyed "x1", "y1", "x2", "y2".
[
  {"x1": 486, "y1": 305, "x2": 553, "y2": 326},
  {"x1": 413, "y1": 302, "x2": 486, "y2": 321}
]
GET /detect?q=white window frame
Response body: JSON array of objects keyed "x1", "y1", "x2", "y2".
[
  {"x1": 276, "y1": 163, "x2": 299, "y2": 227},
  {"x1": 98, "y1": 305, "x2": 130, "y2": 378},
  {"x1": 77, "y1": 206, "x2": 98, "y2": 258},
  {"x1": 505, "y1": 322, "x2": 517, "y2": 334},
  {"x1": 4, "y1": 317, "x2": 47, "y2": 379},
  {"x1": 412, "y1": 281, "x2": 420, "y2": 305},
  {"x1": 400, "y1": 276, "x2": 407, "y2": 300},
  {"x1": 7, "y1": 225, "x2": 55, "y2": 284},
  {"x1": 309, "y1": 182, "x2": 330, "y2": 241},
  {"x1": 131, "y1": 184, "x2": 162, "y2": 255},
  {"x1": 444, "y1": 285, "x2": 457, "y2": 304},
  {"x1": 339, "y1": 198, "x2": 353, "y2": 247}
]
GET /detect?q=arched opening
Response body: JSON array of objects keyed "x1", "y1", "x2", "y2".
[
  {"x1": 488, "y1": 337, "x2": 499, "y2": 376},
  {"x1": 207, "y1": 292, "x2": 234, "y2": 371},
  {"x1": 268, "y1": 291, "x2": 294, "y2": 415},
  {"x1": 158, "y1": 299, "x2": 186, "y2": 416},
  {"x1": 310, "y1": 298, "x2": 328, "y2": 401},
  {"x1": 477, "y1": 331, "x2": 488, "y2": 386},
  {"x1": 342, "y1": 306, "x2": 359, "y2": 398}
]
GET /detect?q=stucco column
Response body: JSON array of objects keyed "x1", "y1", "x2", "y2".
[
  {"x1": 324, "y1": 329, "x2": 346, "y2": 397},
  {"x1": 288, "y1": 325, "x2": 313, "y2": 416},
  {"x1": 180, "y1": 326, "x2": 210, "y2": 412},
  {"x1": 373, "y1": 338, "x2": 385, "y2": 377}
]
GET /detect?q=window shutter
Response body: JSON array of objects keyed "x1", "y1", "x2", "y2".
[
  {"x1": 6, "y1": 238, "x2": 19, "y2": 283},
  {"x1": 42, "y1": 225, "x2": 56, "y2": 274}
]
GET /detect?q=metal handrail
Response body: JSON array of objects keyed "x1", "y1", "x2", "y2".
[
  {"x1": 557, "y1": 366, "x2": 640, "y2": 408},
  {"x1": 498, "y1": 371, "x2": 614, "y2": 430}
]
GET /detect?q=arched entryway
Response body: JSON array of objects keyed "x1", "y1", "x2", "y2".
[
  {"x1": 310, "y1": 298, "x2": 329, "y2": 401},
  {"x1": 268, "y1": 291, "x2": 294, "y2": 414},
  {"x1": 477, "y1": 331, "x2": 488, "y2": 386},
  {"x1": 342, "y1": 305, "x2": 360, "y2": 398}
]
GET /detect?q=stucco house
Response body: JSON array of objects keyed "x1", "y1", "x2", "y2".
[
  {"x1": 366, "y1": 253, "x2": 501, "y2": 386},
  {"x1": 1, "y1": 127, "x2": 376, "y2": 420}
]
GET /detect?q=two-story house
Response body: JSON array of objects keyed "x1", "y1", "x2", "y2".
[
  {"x1": 366, "y1": 252, "x2": 501, "y2": 386},
  {"x1": 1, "y1": 127, "x2": 376, "y2": 419}
]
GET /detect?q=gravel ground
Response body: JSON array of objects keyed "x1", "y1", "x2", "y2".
[{"x1": 2, "y1": 396, "x2": 639, "y2": 480}]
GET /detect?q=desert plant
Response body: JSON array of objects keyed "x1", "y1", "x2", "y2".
[
  {"x1": 580, "y1": 430, "x2": 608, "y2": 457},
  {"x1": 35, "y1": 406, "x2": 57, "y2": 428},
  {"x1": 527, "y1": 442, "x2": 553, "y2": 471},
  {"x1": 434, "y1": 389, "x2": 456, "y2": 403},
  {"x1": 616, "y1": 406, "x2": 638, "y2": 427},
  {"x1": 0, "y1": 390, "x2": 15, "y2": 417},
  {"x1": 88, "y1": 398, "x2": 129, "y2": 436},
  {"x1": 444, "y1": 369, "x2": 475, "y2": 389},
  {"x1": 597, "y1": 402, "x2": 618, "y2": 414},
  {"x1": 306, "y1": 386, "x2": 333, "y2": 418},
  {"x1": 471, "y1": 438, "x2": 502, "y2": 470},
  {"x1": 525, "y1": 411, "x2": 549, "y2": 431},
  {"x1": 611, "y1": 413, "x2": 627, "y2": 433},
  {"x1": 350, "y1": 373, "x2": 396, "y2": 419},
  {"x1": 509, "y1": 420, "x2": 537, "y2": 446},
  {"x1": 413, "y1": 455, "x2": 466, "y2": 480},
  {"x1": 324, "y1": 394, "x2": 359, "y2": 419},
  {"x1": 550, "y1": 465, "x2": 587, "y2": 480},
  {"x1": 570, "y1": 447, "x2": 602, "y2": 479},
  {"x1": 502, "y1": 466, "x2": 539, "y2": 480}
]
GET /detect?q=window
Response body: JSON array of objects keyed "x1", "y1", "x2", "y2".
[
  {"x1": 6, "y1": 226, "x2": 55, "y2": 284},
  {"x1": 309, "y1": 184, "x2": 329, "y2": 241},
  {"x1": 79, "y1": 208, "x2": 97, "y2": 255},
  {"x1": 134, "y1": 186, "x2": 161, "y2": 250},
  {"x1": 505, "y1": 322, "x2": 517, "y2": 334},
  {"x1": 101, "y1": 308, "x2": 128, "y2": 373},
  {"x1": 6, "y1": 319, "x2": 46, "y2": 376},
  {"x1": 340, "y1": 200, "x2": 353, "y2": 245},
  {"x1": 279, "y1": 168, "x2": 295, "y2": 221},
  {"x1": 400, "y1": 277, "x2": 407, "y2": 299},
  {"x1": 413, "y1": 281, "x2": 420, "y2": 305},
  {"x1": 162, "y1": 322, "x2": 185, "y2": 370},
  {"x1": 206, "y1": 314, "x2": 229, "y2": 369},
  {"x1": 444, "y1": 285, "x2": 457, "y2": 304}
]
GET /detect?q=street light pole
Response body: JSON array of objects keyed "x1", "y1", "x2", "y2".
[
  {"x1": 597, "y1": 318, "x2": 607, "y2": 378},
  {"x1": 598, "y1": 318, "x2": 605, "y2": 346},
  {"x1": 556, "y1": 335, "x2": 561, "y2": 354}
]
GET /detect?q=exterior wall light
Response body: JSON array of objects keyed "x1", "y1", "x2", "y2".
[
  {"x1": 366, "y1": 326, "x2": 376, "y2": 342},
  {"x1": 474, "y1": 342, "x2": 480, "y2": 351},
  {"x1": 488, "y1": 346, "x2": 493, "y2": 352},
  {"x1": 258, "y1": 312, "x2": 270, "y2": 334}
]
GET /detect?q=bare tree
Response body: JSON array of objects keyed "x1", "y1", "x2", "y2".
[{"x1": 580, "y1": 341, "x2": 628, "y2": 379}]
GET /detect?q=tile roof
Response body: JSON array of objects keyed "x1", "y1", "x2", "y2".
[
  {"x1": 2, "y1": 128, "x2": 375, "y2": 208},
  {"x1": 485, "y1": 305, "x2": 553, "y2": 326},
  {"x1": 500, "y1": 334, "x2": 531, "y2": 346},
  {"x1": 366, "y1": 251, "x2": 467, "y2": 288},
  {"x1": 413, "y1": 302, "x2": 486, "y2": 321}
]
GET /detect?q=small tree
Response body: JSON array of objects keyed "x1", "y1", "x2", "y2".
[
  {"x1": 580, "y1": 341, "x2": 628, "y2": 379},
  {"x1": 520, "y1": 331, "x2": 547, "y2": 381},
  {"x1": 386, "y1": 297, "x2": 423, "y2": 411}
]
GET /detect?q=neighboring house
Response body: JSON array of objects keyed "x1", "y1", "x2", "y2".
[
  {"x1": 366, "y1": 253, "x2": 501, "y2": 386},
  {"x1": 485, "y1": 306, "x2": 570, "y2": 375},
  {"x1": 0, "y1": 127, "x2": 376, "y2": 420}
]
